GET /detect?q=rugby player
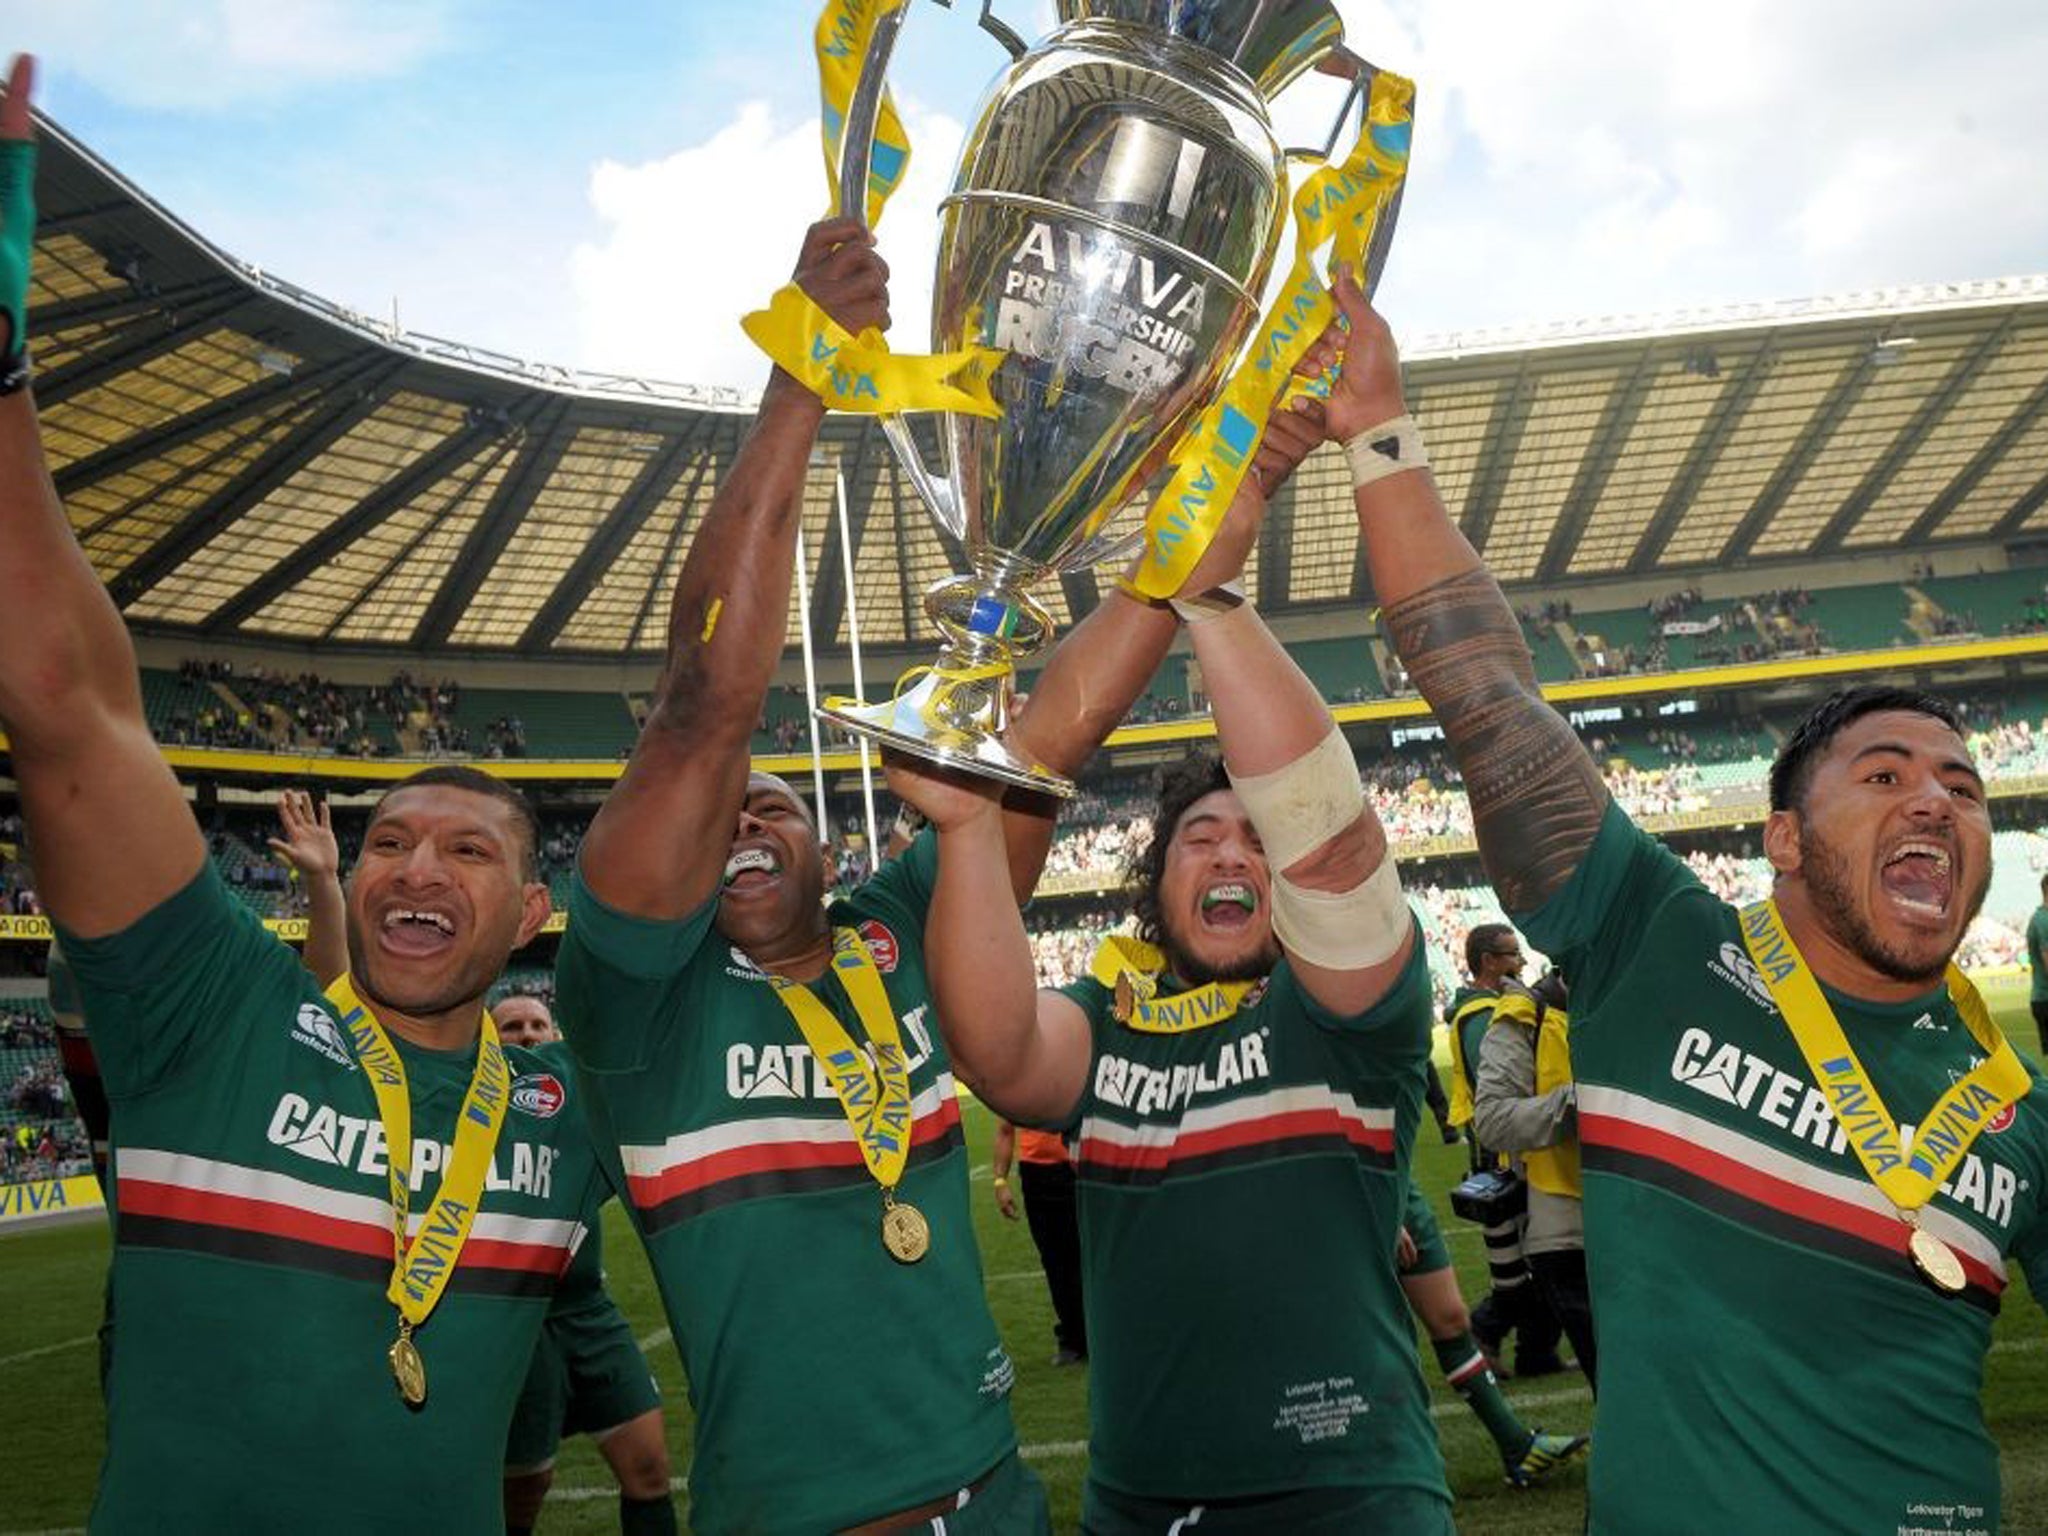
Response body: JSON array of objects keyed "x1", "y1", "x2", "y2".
[
  {"x1": 1396, "y1": 1184, "x2": 1587, "y2": 1484},
  {"x1": 892, "y1": 587, "x2": 1454, "y2": 1528},
  {"x1": 493, "y1": 995, "x2": 676, "y2": 1536},
  {"x1": 552, "y1": 213, "x2": 1318, "y2": 1532},
  {"x1": 1313, "y1": 266, "x2": 2048, "y2": 1533},
  {"x1": 0, "y1": 57, "x2": 607, "y2": 1531}
]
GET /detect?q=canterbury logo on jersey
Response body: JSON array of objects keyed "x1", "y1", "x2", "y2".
[
  {"x1": 265, "y1": 1092, "x2": 558, "y2": 1198},
  {"x1": 1707, "y1": 943, "x2": 1776, "y2": 1011},
  {"x1": 1093, "y1": 1026, "x2": 1271, "y2": 1115},
  {"x1": 290, "y1": 1004, "x2": 357, "y2": 1069},
  {"x1": 725, "y1": 1004, "x2": 934, "y2": 1100},
  {"x1": 1669, "y1": 1027, "x2": 2018, "y2": 1227}
]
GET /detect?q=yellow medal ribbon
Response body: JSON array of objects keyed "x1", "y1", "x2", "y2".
[
  {"x1": 768, "y1": 928, "x2": 915, "y2": 1190},
  {"x1": 741, "y1": 0, "x2": 1005, "y2": 418},
  {"x1": 1091, "y1": 934, "x2": 1255, "y2": 1035},
  {"x1": 1738, "y1": 899, "x2": 2032, "y2": 1214},
  {"x1": 326, "y1": 974, "x2": 513, "y2": 1403},
  {"x1": 1129, "y1": 67, "x2": 1415, "y2": 598}
]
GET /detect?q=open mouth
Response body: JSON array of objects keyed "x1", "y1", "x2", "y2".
[
  {"x1": 723, "y1": 846, "x2": 782, "y2": 892},
  {"x1": 380, "y1": 908, "x2": 456, "y2": 956},
  {"x1": 1200, "y1": 881, "x2": 1257, "y2": 931},
  {"x1": 1880, "y1": 840, "x2": 1954, "y2": 918}
]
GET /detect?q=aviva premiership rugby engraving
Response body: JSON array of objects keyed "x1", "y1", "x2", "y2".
[{"x1": 992, "y1": 220, "x2": 1211, "y2": 396}]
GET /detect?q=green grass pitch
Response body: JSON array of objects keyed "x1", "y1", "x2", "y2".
[{"x1": 5, "y1": 982, "x2": 2048, "y2": 1532}]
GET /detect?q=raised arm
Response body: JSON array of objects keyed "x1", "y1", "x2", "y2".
[
  {"x1": 1317, "y1": 272, "x2": 1608, "y2": 914},
  {"x1": 577, "y1": 218, "x2": 889, "y2": 918},
  {"x1": 269, "y1": 789, "x2": 346, "y2": 984},
  {"x1": 0, "y1": 56, "x2": 205, "y2": 937},
  {"x1": 1182, "y1": 474, "x2": 1413, "y2": 1017},
  {"x1": 885, "y1": 755, "x2": 1092, "y2": 1124}
]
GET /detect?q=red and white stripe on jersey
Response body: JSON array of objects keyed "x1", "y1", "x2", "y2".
[
  {"x1": 618, "y1": 1074, "x2": 964, "y2": 1228},
  {"x1": 1578, "y1": 1083, "x2": 2006, "y2": 1297},
  {"x1": 1077, "y1": 1081, "x2": 1397, "y2": 1184},
  {"x1": 115, "y1": 1147, "x2": 585, "y2": 1289}
]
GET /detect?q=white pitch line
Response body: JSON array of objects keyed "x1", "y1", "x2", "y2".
[
  {"x1": 0, "y1": 1335, "x2": 94, "y2": 1370},
  {"x1": 636, "y1": 1325, "x2": 671, "y2": 1353}
]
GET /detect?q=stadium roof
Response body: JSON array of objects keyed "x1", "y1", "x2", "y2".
[{"x1": 28, "y1": 112, "x2": 2048, "y2": 661}]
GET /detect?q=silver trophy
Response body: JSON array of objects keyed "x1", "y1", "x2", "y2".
[{"x1": 822, "y1": 0, "x2": 1391, "y2": 796}]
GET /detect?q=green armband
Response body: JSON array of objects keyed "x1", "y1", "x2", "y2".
[{"x1": 0, "y1": 135, "x2": 36, "y2": 387}]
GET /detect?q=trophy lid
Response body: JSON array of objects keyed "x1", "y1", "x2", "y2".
[{"x1": 1055, "y1": 0, "x2": 1345, "y2": 98}]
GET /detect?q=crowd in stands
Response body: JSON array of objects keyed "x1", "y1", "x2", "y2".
[
  {"x1": 1, "y1": 1006, "x2": 51, "y2": 1048},
  {"x1": 11, "y1": 1059, "x2": 65, "y2": 1122},
  {"x1": 1647, "y1": 586, "x2": 1706, "y2": 623},
  {"x1": 1028, "y1": 902, "x2": 1130, "y2": 988},
  {"x1": 1040, "y1": 817, "x2": 1151, "y2": 883},
  {"x1": 0, "y1": 810, "x2": 36, "y2": 915},
  {"x1": 164, "y1": 660, "x2": 478, "y2": 757}
]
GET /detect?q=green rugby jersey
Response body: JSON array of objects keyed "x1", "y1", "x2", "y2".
[
  {"x1": 555, "y1": 832, "x2": 1017, "y2": 1536},
  {"x1": 1523, "y1": 804, "x2": 2048, "y2": 1535},
  {"x1": 60, "y1": 865, "x2": 607, "y2": 1534},
  {"x1": 1056, "y1": 934, "x2": 1450, "y2": 1508}
]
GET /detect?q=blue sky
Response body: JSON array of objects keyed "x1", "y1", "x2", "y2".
[{"x1": 17, "y1": 1, "x2": 2048, "y2": 391}]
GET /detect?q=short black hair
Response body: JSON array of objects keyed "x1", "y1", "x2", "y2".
[
  {"x1": 1128, "y1": 751, "x2": 1231, "y2": 947},
  {"x1": 1465, "y1": 922, "x2": 1516, "y2": 976},
  {"x1": 1768, "y1": 685, "x2": 1963, "y2": 813},
  {"x1": 371, "y1": 765, "x2": 541, "y2": 880}
]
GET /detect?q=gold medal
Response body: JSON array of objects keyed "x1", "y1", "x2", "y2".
[
  {"x1": 1906, "y1": 1221, "x2": 1967, "y2": 1298},
  {"x1": 881, "y1": 1192, "x2": 930, "y2": 1264},
  {"x1": 389, "y1": 1322, "x2": 428, "y2": 1406}
]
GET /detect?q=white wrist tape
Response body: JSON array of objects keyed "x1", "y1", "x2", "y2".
[
  {"x1": 1226, "y1": 725, "x2": 1363, "y2": 873},
  {"x1": 1274, "y1": 856, "x2": 1411, "y2": 970},
  {"x1": 1344, "y1": 414, "x2": 1429, "y2": 490},
  {"x1": 1170, "y1": 579, "x2": 1247, "y2": 626}
]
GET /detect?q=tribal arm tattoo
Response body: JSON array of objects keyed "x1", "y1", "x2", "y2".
[{"x1": 1381, "y1": 568, "x2": 1609, "y2": 914}]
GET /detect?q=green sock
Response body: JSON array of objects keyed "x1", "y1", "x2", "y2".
[
  {"x1": 619, "y1": 1493, "x2": 678, "y2": 1536},
  {"x1": 1433, "y1": 1333, "x2": 1534, "y2": 1461}
]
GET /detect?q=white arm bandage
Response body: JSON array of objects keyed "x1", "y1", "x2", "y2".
[
  {"x1": 1225, "y1": 725, "x2": 1362, "y2": 873},
  {"x1": 1227, "y1": 725, "x2": 1409, "y2": 970},
  {"x1": 1272, "y1": 856, "x2": 1411, "y2": 971},
  {"x1": 1344, "y1": 413, "x2": 1430, "y2": 490}
]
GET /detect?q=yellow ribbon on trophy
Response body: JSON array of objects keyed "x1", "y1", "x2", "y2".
[
  {"x1": 326, "y1": 974, "x2": 513, "y2": 1406},
  {"x1": 1128, "y1": 67, "x2": 1415, "y2": 599},
  {"x1": 816, "y1": 0, "x2": 913, "y2": 226},
  {"x1": 1091, "y1": 934, "x2": 1257, "y2": 1035},
  {"x1": 742, "y1": 0, "x2": 1004, "y2": 419}
]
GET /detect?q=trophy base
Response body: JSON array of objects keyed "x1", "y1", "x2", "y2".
[{"x1": 819, "y1": 682, "x2": 1075, "y2": 799}]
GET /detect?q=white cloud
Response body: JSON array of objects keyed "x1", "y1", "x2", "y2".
[
  {"x1": 16, "y1": 0, "x2": 456, "y2": 111},
  {"x1": 570, "y1": 98, "x2": 966, "y2": 392},
  {"x1": 1364, "y1": 0, "x2": 2048, "y2": 335}
]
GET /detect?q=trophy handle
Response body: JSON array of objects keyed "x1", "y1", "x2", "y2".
[
  {"x1": 882, "y1": 415, "x2": 966, "y2": 541},
  {"x1": 837, "y1": 1, "x2": 1014, "y2": 541},
  {"x1": 835, "y1": 2, "x2": 910, "y2": 222},
  {"x1": 1280, "y1": 49, "x2": 1410, "y2": 302},
  {"x1": 836, "y1": 3, "x2": 1026, "y2": 222}
]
